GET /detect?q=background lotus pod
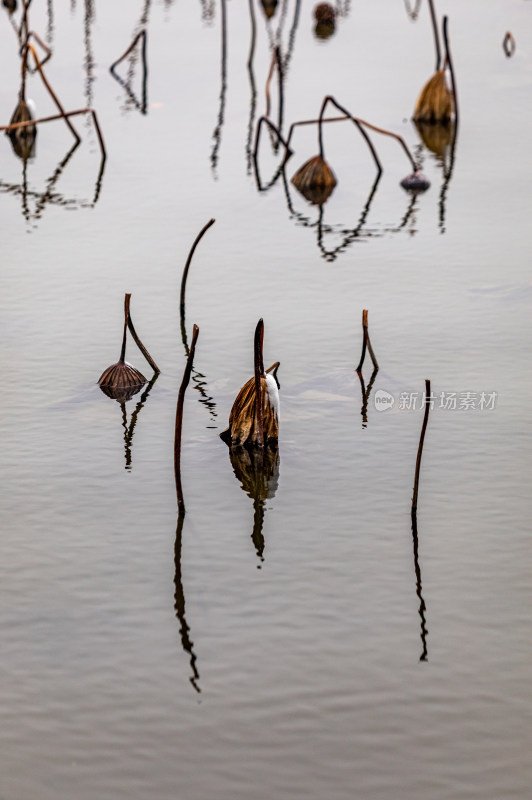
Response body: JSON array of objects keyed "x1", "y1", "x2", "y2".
[
  {"x1": 260, "y1": 0, "x2": 278, "y2": 19},
  {"x1": 291, "y1": 155, "x2": 336, "y2": 206},
  {"x1": 400, "y1": 171, "x2": 431, "y2": 193},
  {"x1": 7, "y1": 99, "x2": 36, "y2": 161},
  {"x1": 314, "y1": 3, "x2": 335, "y2": 24},
  {"x1": 221, "y1": 362, "x2": 280, "y2": 447},
  {"x1": 2, "y1": 0, "x2": 17, "y2": 13},
  {"x1": 98, "y1": 294, "x2": 147, "y2": 396},
  {"x1": 413, "y1": 70, "x2": 453, "y2": 123}
]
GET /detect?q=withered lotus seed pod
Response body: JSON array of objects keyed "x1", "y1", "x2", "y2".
[
  {"x1": 2, "y1": 0, "x2": 17, "y2": 13},
  {"x1": 314, "y1": 3, "x2": 335, "y2": 24},
  {"x1": 7, "y1": 99, "x2": 36, "y2": 161},
  {"x1": 220, "y1": 320, "x2": 280, "y2": 448},
  {"x1": 413, "y1": 69, "x2": 453, "y2": 124},
  {"x1": 291, "y1": 155, "x2": 336, "y2": 206},
  {"x1": 98, "y1": 294, "x2": 147, "y2": 399},
  {"x1": 400, "y1": 171, "x2": 431, "y2": 193}
]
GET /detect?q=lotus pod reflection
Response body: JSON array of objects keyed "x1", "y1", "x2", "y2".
[
  {"x1": 7, "y1": 99, "x2": 36, "y2": 161},
  {"x1": 291, "y1": 155, "x2": 336, "y2": 205},
  {"x1": 260, "y1": 0, "x2": 278, "y2": 19},
  {"x1": 413, "y1": 70, "x2": 453, "y2": 123},
  {"x1": 415, "y1": 120, "x2": 453, "y2": 157}
]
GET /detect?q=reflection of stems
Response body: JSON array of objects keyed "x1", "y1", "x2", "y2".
[
  {"x1": 412, "y1": 379, "x2": 431, "y2": 514},
  {"x1": 175, "y1": 325, "x2": 199, "y2": 517},
  {"x1": 281, "y1": 0, "x2": 301, "y2": 74},
  {"x1": 109, "y1": 30, "x2": 148, "y2": 114},
  {"x1": 210, "y1": 0, "x2": 227, "y2": 174},
  {"x1": 252, "y1": 498, "x2": 265, "y2": 561},
  {"x1": 438, "y1": 124, "x2": 457, "y2": 234},
  {"x1": 411, "y1": 508, "x2": 428, "y2": 661},
  {"x1": 174, "y1": 514, "x2": 201, "y2": 693},
  {"x1": 357, "y1": 365, "x2": 378, "y2": 428},
  {"x1": 120, "y1": 372, "x2": 159, "y2": 469},
  {"x1": 33, "y1": 139, "x2": 80, "y2": 218},
  {"x1": 246, "y1": 0, "x2": 257, "y2": 172}
]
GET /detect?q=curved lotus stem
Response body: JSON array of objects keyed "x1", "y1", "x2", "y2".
[
  {"x1": 254, "y1": 318, "x2": 265, "y2": 447},
  {"x1": 442, "y1": 16, "x2": 459, "y2": 130},
  {"x1": 427, "y1": 0, "x2": 442, "y2": 72},
  {"x1": 318, "y1": 96, "x2": 382, "y2": 175}
]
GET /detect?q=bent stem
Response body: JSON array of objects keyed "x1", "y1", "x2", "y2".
[
  {"x1": 1, "y1": 107, "x2": 107, "y2": 160},
  {"x1": 119, "y1": 293, "x2": 131, "y2": 363},
  {"x1": 127, "y1": 307, "x2": 160, "y2": 374},
  {"x1": 318, "y1": 96, "x2": 382, "y2": 175},
  {"x1": 25, "y1": 43, "x2": 80, "y2": 143},
  {"x1": 179, "y1": 218, "x2": 216, "y2": 325},
  {"x1": 412, "y1": 379, "x2": 431, "y2": 514},
  {"x1": 175, "y1": 324, "x2": 199, "y2": 517},
  {"x1": 254, "y1": 318, "x2": 265, "y2": 447}
]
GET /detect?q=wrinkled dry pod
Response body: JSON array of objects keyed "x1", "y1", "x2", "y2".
[
  {"x1": 220, "y1": 320, "x2": 280, "y2": 448},
  {"x1": 400, "y1": 171, "x2": 431, "y2": 193},
  {"x1": 2, "y1": 0, "x2": 17, "y2": 13},
  {"x1": 260, "y1": 0, "x2": 278, "y2": 19},
  {"x1": 291, "y1": 155, "x2": 336, "y2": 205},
  {"x1": 7, "y1": 99, "x2": 36, "y2": 161},
  {"x1": 413, "y1": 69, "x2": 453, "y2": 123}
]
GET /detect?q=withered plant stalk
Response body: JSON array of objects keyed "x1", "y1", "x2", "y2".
[
  {"x1": 175, "y1": 324, "x2": 200, "y2": 517},
  {"x1": 412, "y1": 379, "x2": 431, "y2": 514}
]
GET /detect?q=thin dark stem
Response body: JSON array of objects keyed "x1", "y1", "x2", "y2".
[
  {"x1": 179, "y1": 218, "x2": 216, "y2": 324},
  {"x1": 175, "y1": 324, "x2": 199, "y2": 517},
  {"x1": 412, "y1": 379, "x2": 431, "y2": 513},
  {"x1": 127, "y1": 309, "x2": 160, "y2": 374},
  {"x1": 318, "y1": 96, "x2": 383, "y2": 175},
  {"x1": 356, "y1": 309, "x2": 368, "y2": 373},
  {"x1": 442, "y1": 16, "x2": 458, "y2": 132},
  {"x1": 26, "y1": 43, "x2": 81, "y2": 143},
  {"x1": 254, "y1": 318, "x2": 265, "y2": 447},
  {"x1": 411, "y1": 508, "x2": 428, "y2": 661},
  {"x1": 119, "y1": 293, "x2": 131, "y2": 363},
  {"x1": 286, "y1": 114, "x2": 347, "y2": 152},
  {"x1": 427, "y1": 0, "x2": 441, "y2": 72}
]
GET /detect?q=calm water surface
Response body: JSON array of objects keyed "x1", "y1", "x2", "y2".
[{"x1": 1, "y1": 1, "x2": 531, "y2": 798}]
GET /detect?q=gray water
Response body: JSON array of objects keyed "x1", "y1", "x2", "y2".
[{"x1": 1, "y1": 1, "x2": 531, "y2": 798}]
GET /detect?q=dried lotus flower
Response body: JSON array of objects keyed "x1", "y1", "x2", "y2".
[
  {"x1": 220, "y1": 319, "x2": 280, "y2": 448},
  {"x1": 98, "y1": 294, "x2": 147, "y2": 399},
  {"x1": 413, "y1": 69, "x2": 453, "y2": 123},
  {"x1": 291, "y1": 155, "x2": 336, "y2": 206},
  {"x1": 7, "y1": 98, "x2": 36, "y2": 161}
]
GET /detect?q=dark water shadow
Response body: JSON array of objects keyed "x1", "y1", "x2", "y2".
[
  {"x1": 174, "y1": 514, "x2": 201, "y2": 693},
  {"x1": 210, "y1": 0, "x2": 227, "y2": 176},
  {"x1": 227, "y1": 444, "x2": 280, "y2": 565},
  {"x1": 99, "y1": 372, "x2": 158, "y2": 470},
  {"x1": 356, "y1": 365, "x2": 378, "y2": 429},
  {"x1": 0, "y1": 138, "x2": 106, "y2": 222},
  {"x1": 411, "y1": 509, "x2": 428, "y2": 661},
  {"x1": 180, "y1": 316, "x2": 218, "y2": 426},
  {"x1": 414, "y1": 120, "x2": 458, "y2": 234},
  {"x1": 110, "y1": 30, "x2": 148, "y2": 115}
]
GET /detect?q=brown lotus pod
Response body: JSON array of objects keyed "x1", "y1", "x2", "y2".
[
  {"x1": 314, "y1": 3, "x2": 335, "y2": 24},
  {"x1": 98, "y1": 294, "x2": 147, "y2": 399},
  {"x1": 260, "y1": 0, "x2": 278, "y2": 19},
  {"x1": 7, "y1": 99, "x2": 36, "y2": 161},
  {"x1": 413, "y1": 69, "x2": 453, "y2": 123},
  {"x1": 2, "y1": 0, "x2": 17, "y2": 13},
  {"x1": 291, "y1": 155, "x2": 336, "y2": 205},
  {"x1": 220, "y1": 320, "x2": 280, "y2": 447}
]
